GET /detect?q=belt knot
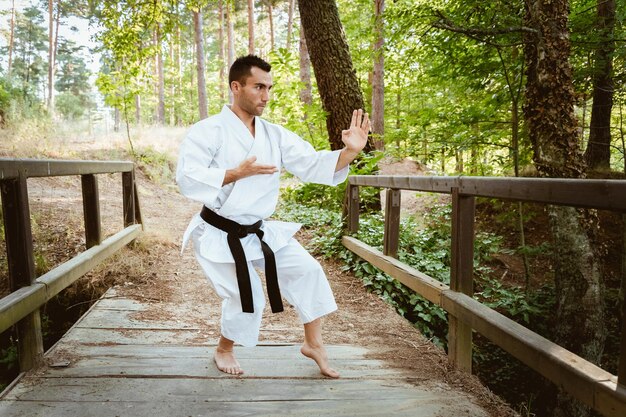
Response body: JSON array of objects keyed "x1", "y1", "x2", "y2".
[{"x1": 199, "y1": 206, "x2": 283, "y2": 314}]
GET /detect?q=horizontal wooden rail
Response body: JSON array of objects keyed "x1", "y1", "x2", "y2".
[
  {"x1": 342, "y1": 236, "x2": 448, "y2": 305},
  {"x1": 349, "y1": 175, "x2": 626, "y2": 211},
  {"x1": 343, "y1": 174, "x2": 626, "y2": 417},
  {"x1": 343, "y1": 235, "x2": 626, "y2": 417},
  {"x1": 1, "y1": 157, "x2": 142, "y2": 372},
  {"x1": 442, "y1": 291, "x2": 626, "y2": 417},
  {"x1": 0, "y1": 224, "x2": 141, "y2": 335},
  {"x1": 0, "y1": 158, "x2": 134, "y2": 179}
]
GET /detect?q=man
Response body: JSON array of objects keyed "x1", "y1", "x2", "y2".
[{"x1": 177, "y1": 54, "x2": 369, "y2": 378}]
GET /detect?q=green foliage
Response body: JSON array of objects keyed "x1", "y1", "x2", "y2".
[
  {"x1": 135, "y1": 146, "x2": 176, "y2": 184},
  {"x1": 266, "y1": 48, "x2": 328, "y2": 147},
  {"x1": 282, "y1": 151, "x2": 383, "y2": 211},
  {"x1": 0, "y1": 344, "x2": 17, "y2": 369},
  {"x1": 276, "y1": 199, "x2": 506, "y2": 348},
  {"x1": 0, "y1": 336, "x2": 18, "y2": 392},
  {"x1": 55, "y1": 92, "x2": 88, "y2": 119}
]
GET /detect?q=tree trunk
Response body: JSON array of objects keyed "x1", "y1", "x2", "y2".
[
  {"x1": 156, "y1": 24, "x2": 165, "y2": 124},
  {"x1": 169, "y1": 30, "x2": 175, "y2": 125},
  {"x1": 266, "y1": 2, "x2": 274, "y2": 51},
  {"x1": 176, "y1": 20, "x2": 183, "y2": 125},
  {"x1": 135, "y1": 95, "x2": 141, "y2": 124},
  {"x1": 523, "y1": 2, "x2": 606, "y2": 416},
  {"x1": 286, "y1": 0, "x2": 295, "y2": 50},
  {"x1": 371, "y1": 0, "x2": 385, "y2": 150},
  {"x1": 53, "y1": 5, "x2": 60, "y2": 78},
  {"x1": 523, "y1": 1, "x2": 584, "y2": 178},
  {"x1": 299, "y1": 25, "x2": 312, "y2": 106},
  {"x1": 227, "y1": 1, "x2": 235, "y2": 103},
  {"x1": 218, "y1": 0, "x2": 226, "y2": 102},
  {"x1": 298, "y1": 0, "x2": 372, "y2": 152},
  {"x1": 247, "y1": 0, "x2": 255, "y2": 54},
  {"x1": 47, "y1": 0, "x2": 55, "y2": 114},
  {"x1": 440, "y1": 147, "x2": 445, "y2": 173},
  {"x1": 114, "y1": 107, "x2": 120, "y2": 132},
  {"x1": 194, "y1": 10, "x2": 208, "y2": 120},
  {"x1": 584, "y1": 0, "x2": 616, "y2": 171},
  {"x1": 395, "y1": 88, "x2": 401, "y2": 149},
  {"x1": 8, "y1": 0, "x2": 15, "y2": 77},
  {"x1": 455, "y1": 150, "x2": 463, "y2": 173}
]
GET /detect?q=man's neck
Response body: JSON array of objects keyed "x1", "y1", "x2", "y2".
[{"x1": 230, "y1": 104, "x2": 256, "y2": 136}]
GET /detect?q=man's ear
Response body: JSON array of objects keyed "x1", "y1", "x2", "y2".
[{"x1": 230, "y1": 81, "x2": 240, "y2": 93}]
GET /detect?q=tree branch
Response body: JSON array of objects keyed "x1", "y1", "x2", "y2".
[{"x1": 431, "y1": 10, "x2": 537, "y2": 47}]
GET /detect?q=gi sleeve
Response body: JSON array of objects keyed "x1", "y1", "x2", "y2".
[
  {"x1": 176, "y1": 122, "x2": 226, "y2": 206},
  {"x1": 279, "y1": 128, "x2": 349, "y2": 186}
]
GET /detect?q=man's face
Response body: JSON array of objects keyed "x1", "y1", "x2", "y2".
[{"x1": 232, "y1": 66, "x2": 273, "y2": 117}]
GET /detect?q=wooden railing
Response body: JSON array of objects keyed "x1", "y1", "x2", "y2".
[
  {"x1": 0, "y1": 158, "x2": 143, "y2": 373},
  {"x1": 344, "y1": 175, "x2": 626, "y2": 417}
]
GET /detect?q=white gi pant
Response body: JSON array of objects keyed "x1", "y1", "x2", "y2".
[{"x1": 191, "y1": 228, "x2": 338, "y2": 347}]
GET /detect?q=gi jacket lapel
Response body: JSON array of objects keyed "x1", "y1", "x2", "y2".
[
  {"x1": 220, "y1": 105, "x2": 255, "y2": 159},
  {"x1": 218, "y1": 106, "x2": 270, "y2": 220}
]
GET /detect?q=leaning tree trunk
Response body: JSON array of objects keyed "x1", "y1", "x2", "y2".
[
  {"x1": 298, "y1": 0, "x2": 373, "y2": 152},
  {"x1": 584, "y1": 0, "x2": 616, "y2": 171},
  {"x1": 523, "y1": 1, "x2": 606, "y2": 417}
]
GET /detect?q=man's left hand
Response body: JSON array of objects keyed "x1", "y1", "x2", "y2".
[{"x1": 341, "y1": 109, "x2": 370, "y2": 153}]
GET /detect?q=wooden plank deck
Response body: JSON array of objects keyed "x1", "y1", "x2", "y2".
[{"x1": 0, "y1": 288, "x2": 490, "y2": 417}]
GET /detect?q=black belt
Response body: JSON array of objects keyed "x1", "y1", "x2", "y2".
[{"x1": 199, "y1": 206, "x2": 284, "y2": 314}]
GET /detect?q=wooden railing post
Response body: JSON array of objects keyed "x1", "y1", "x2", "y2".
[
  {"x1": 0, "y1": 174, "x2": 44, "y2": 371},
  {"x1": 81, "y1": 174, "x2": 102, "y2": 248},
  {"x1": 448, "y1": 187, "x2": 475, "y2": 372},
  {"x1": 133, "y1": 181, "x2": 143, "y2": 228},
  {"x1": 346, "y1": 183, "x2": 360, "y2": 234},
  {"x1": 383, "y1": 188, "x2": 401, "y2": 258},
  {"x1": 122, "y1": 171, "x2": 136, "y2": 227}
]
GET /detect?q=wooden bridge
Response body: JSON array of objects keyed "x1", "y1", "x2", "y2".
[{"x1": 1, "y1": 158, "x2": 626, "y2": 416}]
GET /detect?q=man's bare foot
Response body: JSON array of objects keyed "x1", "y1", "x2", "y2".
[
  {"x1": 214, "y1": 336, "x2": 243, "y2": 375},
  {"x1": 214, "y1": 347, "x2": 243, "y2": 375},
  {"x1": 301, "y1": 343, "x2": 340, "y2": 378}
]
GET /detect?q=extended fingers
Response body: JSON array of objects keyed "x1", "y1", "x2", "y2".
[
  {"x1": 350, "y1": 109, "x2": 370, "y2": 131},
  {"x1": 254, "y1": 163, "x2": 278, "y2": 174},
  {"x1": 361, "y1": 112, "x2": 370, "y2": 131},
  {"x1": 354, "y1": 109, "x2": 363, "y2": 127}
]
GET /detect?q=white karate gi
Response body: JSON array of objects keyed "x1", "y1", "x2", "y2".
[{"x1": 177, "y1": 105, "x2": 349, "y2": 347}]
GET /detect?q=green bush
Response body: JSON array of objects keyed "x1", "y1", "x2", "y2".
[
  {"x1": 135, "y1": 146, "x2": 176, "y2": 184},
  {"x1": 282, "y1": 151, "x2": 383, "y2": 212},
  {"x1": 55, "y1": 92, "x2": 93, "y2": 119}
]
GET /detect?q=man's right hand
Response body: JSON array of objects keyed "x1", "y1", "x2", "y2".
[{"x1": 222, "y1": 156, "x2": 278, "y2": 185}]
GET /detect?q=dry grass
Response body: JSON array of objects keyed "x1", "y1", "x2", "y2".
[{"x1": 0, "y1": 119, "x2": 186, "y2": 160}]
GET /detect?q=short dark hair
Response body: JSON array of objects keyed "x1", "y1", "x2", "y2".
[{"x1": 228, "y1": 55, "x2": 271, "y2": 87}]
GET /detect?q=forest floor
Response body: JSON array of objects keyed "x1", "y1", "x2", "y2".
[{"x1": 0, "y1": 129, "x2": 519, "y2": 416}]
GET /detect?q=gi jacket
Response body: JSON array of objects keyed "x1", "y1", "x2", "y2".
[{"x1": 177, "y1": 105, "x2": 349, "y2": 263}]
